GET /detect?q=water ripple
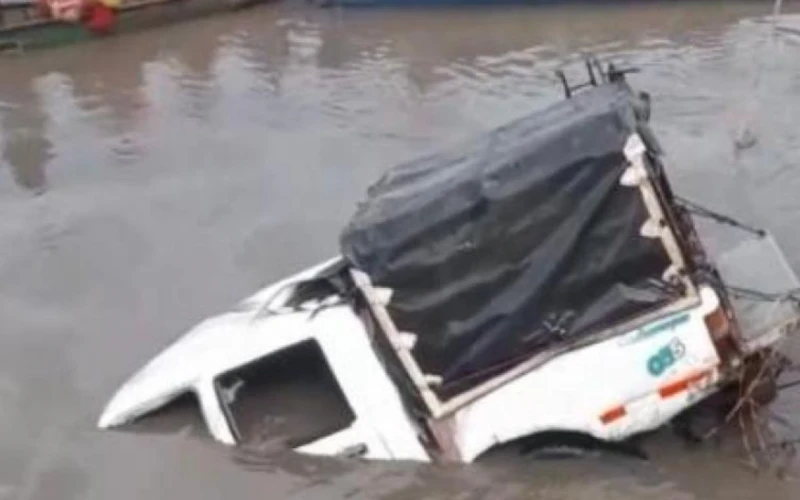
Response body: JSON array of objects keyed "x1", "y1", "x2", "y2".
[{"x1": 2, "y1": 3, "x2": 800, "y2": 499}]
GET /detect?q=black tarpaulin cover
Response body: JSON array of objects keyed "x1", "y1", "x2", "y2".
[{"x1": 340, "y1": 79, "x2": 684, "y2": 400}]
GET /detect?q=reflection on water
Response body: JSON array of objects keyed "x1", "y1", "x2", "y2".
[
  {"x1": 1, "y1": 3, "x2": 794, "y2": 195},
  {"x1": 0, "y1": 82, "x2": 52, "y2": 193},
  {"x1": 3, "y1": 2, "x2": 800, "y2": 499}
]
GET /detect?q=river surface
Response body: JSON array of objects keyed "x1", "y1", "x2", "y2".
[{"x1": 4, "y1": 1, "x2": 800, "y2": 499}]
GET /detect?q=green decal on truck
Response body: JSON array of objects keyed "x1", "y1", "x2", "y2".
[
  {"x1": 619, "y1": 313, "x2": 690, "y2": 346},
  {"x1": 647, "y1": 338, "x2": 687, "y2": 376}
]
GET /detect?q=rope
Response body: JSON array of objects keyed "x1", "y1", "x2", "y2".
[
  {"x1": 674, "y1": 195, "x2": 766, "y2": 238},
  {"x1": 777, "y1": 378, "x2": 800, "y2": 391},
  {"x1": 673, "y1": 196, "x2": 800, "y2": 304},
  {"x1": 695, "y1": 262, "x2": 800, "y2": 308}
]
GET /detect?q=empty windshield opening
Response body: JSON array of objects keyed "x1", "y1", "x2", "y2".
[{"x1": 215, "y1": 339, "x2": 356, "y2": 449}]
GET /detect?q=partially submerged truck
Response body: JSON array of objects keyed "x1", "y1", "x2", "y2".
[{"x1": 97, "y1": 64, "x2": 800, "y2": 463}]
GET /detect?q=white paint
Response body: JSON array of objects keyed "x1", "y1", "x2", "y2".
[
  {"x1": 97, "y1": 256, "x2": 430, "y2": 462},
  {"x1": 97, "y1": 257, "x2": 343, "y2": 431},
  {"x1": 446, "y1": 285, "x2": 723, "y2": 462},
  {"x1": 97, "y1": 257, "x2": 787, "y2": 464}
]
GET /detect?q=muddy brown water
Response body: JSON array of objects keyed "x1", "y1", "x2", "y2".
[{"x1": 4, "y1": 1, "x2": 800, "y2": 498}]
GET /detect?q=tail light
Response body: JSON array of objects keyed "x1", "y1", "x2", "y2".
[
  {"x1": 704, "y1": 307, "x2": 730, "y2": 340},
  {"x1": 704, "y1": 306, "x2": 738, "y2": 363}
]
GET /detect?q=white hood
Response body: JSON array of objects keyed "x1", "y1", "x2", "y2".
[{"x1": 97, "y1": 257, "x2": 345, "y2": 435}]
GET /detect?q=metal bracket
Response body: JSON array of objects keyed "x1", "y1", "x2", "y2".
[{"x1": 556, "y1": 58, "x2": 641, "y2": 99}]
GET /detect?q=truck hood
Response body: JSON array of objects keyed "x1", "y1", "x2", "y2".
[{"x1": 97, "y1": 257, "x2": 345, "y2": 431}]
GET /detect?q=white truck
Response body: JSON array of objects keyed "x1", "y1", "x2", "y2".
[{"x1": 97, "y1": 64, "x2": 800, "y2": 463}]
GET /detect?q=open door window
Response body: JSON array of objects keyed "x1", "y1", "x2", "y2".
[{"x1": 213, "y1": 339, "x2": 357, "y2": 450}]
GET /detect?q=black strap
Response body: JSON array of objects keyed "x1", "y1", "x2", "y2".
[{"x1": 674, "y1": 196, "x2": 766, "y2": 238}]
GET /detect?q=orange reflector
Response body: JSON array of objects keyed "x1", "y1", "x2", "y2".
[
  {"x1": 599, "y1": 405, "x2": 627, "y2": 425},
  {"x1": 704, "y1": 307, "x2": 730, "y2": 341},
  {"x1": 658, "y1": 369, "x2": 712, "y2": 399}
]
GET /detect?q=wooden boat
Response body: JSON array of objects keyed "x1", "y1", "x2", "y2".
[{"x1": 0, "y1": 0, "x2": 270, "y2": 54}]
